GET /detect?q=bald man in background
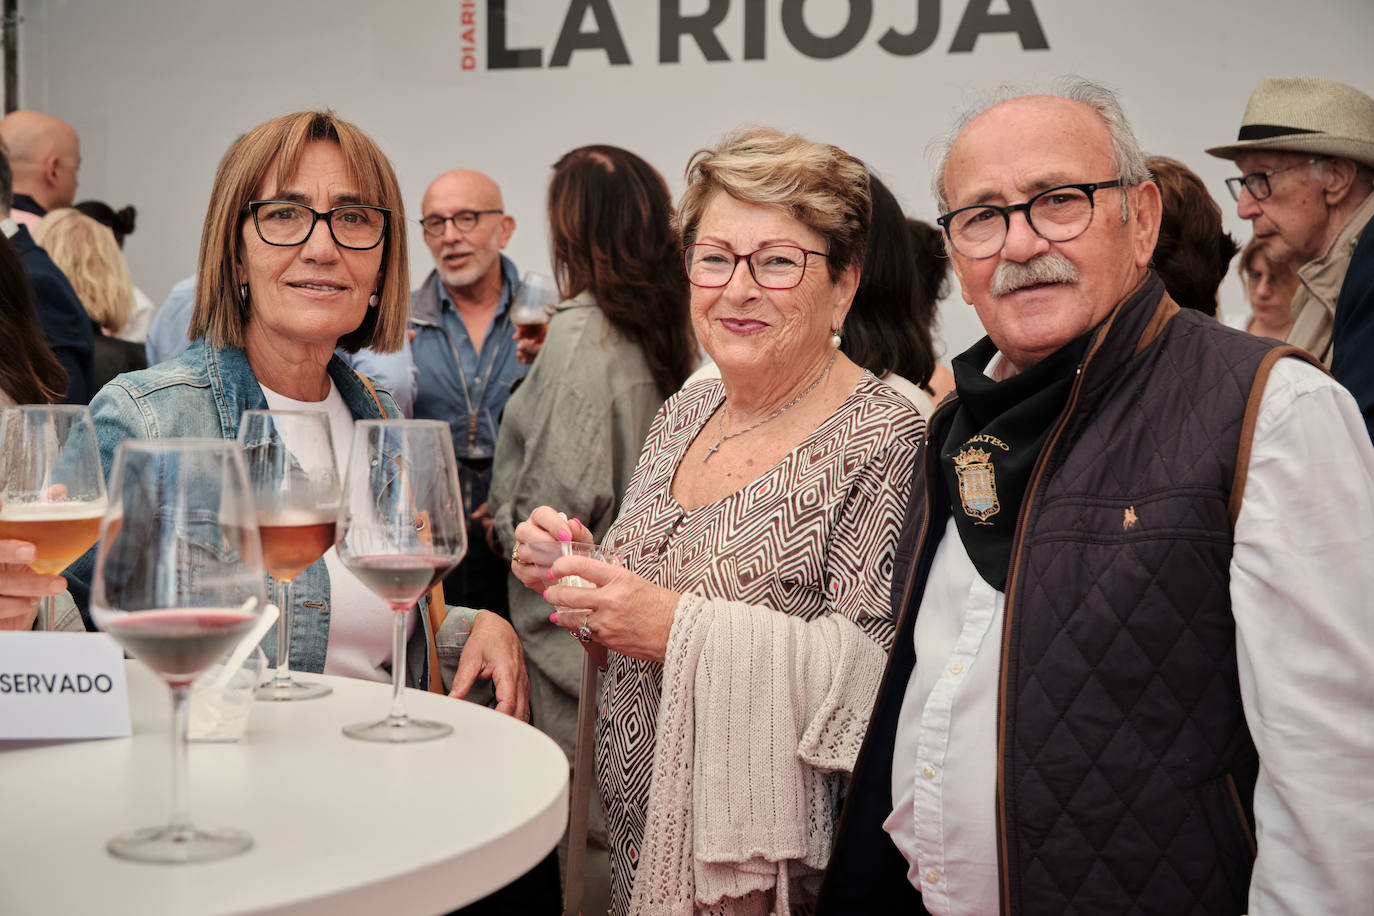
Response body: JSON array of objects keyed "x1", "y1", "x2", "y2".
[
  {"x1": 410, "y1": 170, "x2": 526, "y2": 618},
  {"x1": 0, "y1": 110, "x2": 81, "y2": 228}
]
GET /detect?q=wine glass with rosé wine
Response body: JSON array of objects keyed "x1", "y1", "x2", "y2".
[
  {"x1": 90, "y1": 438, "x2": 268, "y2": 863},
  {"x1": 0, "y1": 405, "x2": 107, "y2": 631},
  {"x1": 335, "y1": 419, "x2": 466, "y2": 743},
  {"x1": 238, "y1": 410, "x2": 340, "y2": 701}
]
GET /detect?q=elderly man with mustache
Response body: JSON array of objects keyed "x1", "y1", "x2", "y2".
[{"x1": 818, "y1": 78, "x2": 1374, "y2": 916}]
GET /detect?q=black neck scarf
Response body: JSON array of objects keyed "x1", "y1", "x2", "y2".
[{"x1": 938, "y1": 331, "x2": 1091, "y2": 590}]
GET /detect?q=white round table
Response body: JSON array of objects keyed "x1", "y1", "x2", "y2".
[{"x1": 0, "y1": 663, "x2": 569, "y2": 914}]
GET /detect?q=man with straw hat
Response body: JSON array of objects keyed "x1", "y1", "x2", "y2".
[{"x1": 1209, "y1": 75, "x2": 1374, "y2": 438}]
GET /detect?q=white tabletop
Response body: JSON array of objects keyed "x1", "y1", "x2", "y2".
[{"x1": 0, "y1": 663, "x2": 569, "y2": 915}]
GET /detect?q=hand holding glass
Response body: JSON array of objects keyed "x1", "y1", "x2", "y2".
[
  {"x1": 239, "y1": 410, "x2": 339, "y2": 701},
  {"x1": 336, "y1": 420, "x2": 466, "y2": 742},
  {"x1": 510, "y1": 271, "x2": 559, "y2": 352},
  {"x1": 0, "y1": 405, "x2": 106, "y2": 630},
  {"x1": 90, "y1": 439, "x2": 268, "y2": 863}
]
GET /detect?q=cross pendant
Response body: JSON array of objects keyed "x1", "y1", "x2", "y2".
[{"x1": 702, "y1": 443, "x2": 720, "y2": 462}]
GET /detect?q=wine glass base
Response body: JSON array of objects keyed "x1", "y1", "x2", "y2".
[
  {"x1": 342, "y1": 715, "x2": 453, "y2": 743},
  {"x1": 255, "y1": 677, "x2": 333, "y2": 702},
  {"x1": 107, "y1": 824, "x2": 253, "y2": 864}
]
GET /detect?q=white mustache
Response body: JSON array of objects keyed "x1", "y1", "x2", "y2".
[{"x1": 990, "y1": 253, "x2": 1078, "y2": 297}]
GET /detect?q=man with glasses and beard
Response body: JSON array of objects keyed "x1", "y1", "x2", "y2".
[
  {"x1": 1208, "y1": 75, "x2": 1374, "y2": 442},
  {"x1": 818, "y1": 79, "x2": 1374, "y2": 916},
  {"x1": 410, "y1": 170, "x2": 526, "y2": 619}
]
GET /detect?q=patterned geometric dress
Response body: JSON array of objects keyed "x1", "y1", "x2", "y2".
[{"x1": 595, "y1": 373, "x2": 923, "y2": 915}]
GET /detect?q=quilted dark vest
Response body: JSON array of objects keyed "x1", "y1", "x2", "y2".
[{"x1": 819, "y1": 274, "x2": 1315, "y2": 915}]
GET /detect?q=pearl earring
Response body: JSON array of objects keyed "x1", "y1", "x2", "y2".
[
  {"x1": 239, "y1": 283, "x2": 249, "y2": 302},
  {"x1": 368, "y1": 293, "x2": 379, "y2": 308},
  {"x1": 830, "y1": 326, "x2": 842, "y2": 349}
]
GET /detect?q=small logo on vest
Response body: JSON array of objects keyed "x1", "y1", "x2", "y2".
[
  {"x1": 1123, "y1": 505, "x2": 1138, "y2": 530},
  {"x1": 954, "y1": 446, "x2": 999, "y2": 523}
]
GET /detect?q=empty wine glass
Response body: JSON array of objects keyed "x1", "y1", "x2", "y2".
[
  {"x1": 90, "y1": 439, "x2": 268, "y2": 863},
  {"x1": 336, "y1": 419, "x2": 466, "y2": 742},
  {"x1": 0, "y1": 405, "x2": 107, "y2": 631},
  {"x1": 238, "y1": 410, "x2": 339, "y2": 701}
]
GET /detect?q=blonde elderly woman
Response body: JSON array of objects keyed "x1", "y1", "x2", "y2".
[
  {"x1": 0, "y1": 111, "x2": 527, "y2": 715},
  {"x1": 511, "y1": 127, "x2": 924, "y2": 915},
  {"x1": 32, "y1": 207, "x2": 146, "y2": 390}
]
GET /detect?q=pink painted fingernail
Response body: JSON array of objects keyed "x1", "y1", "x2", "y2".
[
  {"x1": 549, "y1": 611, "x2": 559, "y2": 624},
  {"x1": 557, "y1": 530, "x2": 571, "y2": 542},
  {"x1": 571, "y1": 518, "x2": 583, "y2": 529},
  {"x1": 545, "y1": 569, "x2": 554, "y2": 581}
]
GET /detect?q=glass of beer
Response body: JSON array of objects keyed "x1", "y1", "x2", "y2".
[
  {"x1": 238, "y1": 410, "x2": 340, "y2": 701},
  {"x1": 0, "y1": 405, "x2": 107, "y2": 630},
  {"x1": 510, "y1": 271, "x2": 559, "y2": 361}
]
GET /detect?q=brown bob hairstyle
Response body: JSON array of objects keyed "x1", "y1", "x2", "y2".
[
  {"x1": 677, "y1": 126, "x2": 871, "y2": 283},
  {"x1": 548, "y1": 145, "x2": 695, "y2": 399},
  {"x1": 191, "y1": 110, "x2": 409, "y2": 353}
]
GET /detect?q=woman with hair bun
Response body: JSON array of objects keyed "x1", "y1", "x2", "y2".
[{"x1": 74, "y1": 198, "x2": 156, "y2": 343}]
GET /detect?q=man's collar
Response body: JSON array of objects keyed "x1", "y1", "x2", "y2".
[
  {"x1": 0, "y1": 217, "x2": 18, "y2": 239},
  {"x1": 10, "y1": 193, "x2": 45, "y2": 218}
]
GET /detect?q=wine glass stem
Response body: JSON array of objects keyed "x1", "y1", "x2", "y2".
[
  {"x1": 388, "y1": 607, "x2": 409, "y2": 721},
  {"x1": 274, "y1": 577, "x2": 291, "y2": 680},
  {"x1": 36, "y1": 594, "x2": 54, "y2": 632},
  {"x1": 169, "y1": 685, "x2": 193, "y2": 832}
]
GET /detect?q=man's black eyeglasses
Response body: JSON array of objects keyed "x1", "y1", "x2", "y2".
[
  {"x1": 1225, "y1": 158, "x2": 1323, "y2": 202},
  {"x1": 419, "y1": 210, "x2": 503, "y2": 237},
  {"x1": 936, "y1": 180, "x2": 1125, "y2": 259}
]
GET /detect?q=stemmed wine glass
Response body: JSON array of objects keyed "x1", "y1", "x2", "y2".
[
  {"x1": 510, "y1": 271, "x2": 559, "y2": 354},
  {"x1": 336, "y1": 419, "x2": 466, "y2": 743},
  {"x1": 0, "y1": 405, "x2": 107, "y2": 631},
  {"x1": 90, "y1": 439, "x2": 268, "y2": 863},
  {"x1": 238, "y1": 410, "x2": 339, "y2": 701}
]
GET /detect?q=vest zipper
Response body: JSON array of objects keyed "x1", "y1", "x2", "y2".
[{"x1": 995, "y1": 354, "x2": 1096, "y2": 916}]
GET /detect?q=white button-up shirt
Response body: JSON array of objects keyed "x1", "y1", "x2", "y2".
[{"x1": 884, "y1": 356, "x2": 1374, "y2": 916}]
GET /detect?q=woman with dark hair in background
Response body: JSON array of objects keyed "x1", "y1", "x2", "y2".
[
  {"x1": 0, "y1": 232, "x2": 66, "y2": 406},
  {"x1": 74, "y1": 198, "x2": 156, "y2": 343},
  {"x1": 1147, "y1": 155, "x2": 1239, "y2": 316},
  {"x1": 33, "y1": 208, "x2": 147, "y2": 390},
  {"x1": 906, "y1": 216, "x2": 956, "y2": 402},
  {"x1": 488, "y1": 143, "x2": 695, "y2": 854}
]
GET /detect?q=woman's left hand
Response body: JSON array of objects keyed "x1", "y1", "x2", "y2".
[{"x1": 544, "y1": 556, "x2": 678, "y2": 664}]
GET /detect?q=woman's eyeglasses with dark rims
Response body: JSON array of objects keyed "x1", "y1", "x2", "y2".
[
  {"x1": 245, "y1": 200, "x2": 390, "y2": 251},
  {"x1": 1224, "y1": 157, "x2": 1323, "y2": 202},
  {"x1": 418, "y1": 209, "x2": 503, "y2": 237},
  {"x1": 936, "y1": 179, "x2": 1125, "y2": 260},
  {"x1": 682, "y1": 243, "x2": 827, "y2": 290}
]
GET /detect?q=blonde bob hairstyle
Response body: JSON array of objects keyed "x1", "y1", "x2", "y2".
[
  {"x1": 192, "y1": 110, "x2": 409, "y2": 353},
  {"x1": 32, "y1": 207, "x2": 134, "y2": 332},
  {"x1": 677, "y1": 126, "x2": 871, "y2": 283}
]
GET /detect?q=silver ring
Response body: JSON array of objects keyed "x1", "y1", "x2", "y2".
[
  {"x1": 576, "y1": 623, "x2": 592, "y2": 643},
  {"x1": 511, "y1": 542, "x2": 523, "y2": 565}
]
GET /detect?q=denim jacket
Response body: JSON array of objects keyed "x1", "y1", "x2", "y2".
[{"x1": 65, "y1": 340, "x2": 435, "y2": 689}]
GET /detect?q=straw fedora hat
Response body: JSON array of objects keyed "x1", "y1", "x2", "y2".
[{"x1": 1207, "y1": 75, "x2": 1374, "y2": 169}]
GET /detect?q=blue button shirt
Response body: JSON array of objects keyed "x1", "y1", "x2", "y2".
[{"x1": 410, "y1": 255, "x2": 528, "y2": 512}]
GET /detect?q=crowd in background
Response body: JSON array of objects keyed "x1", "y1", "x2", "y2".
[{"x1": 1, "y1": 72, "x2": 1371, "y2": 916}]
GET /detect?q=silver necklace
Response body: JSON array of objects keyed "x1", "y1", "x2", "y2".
[{"x1": 702, "y1": 351, "x2": 837, "y2": 462}]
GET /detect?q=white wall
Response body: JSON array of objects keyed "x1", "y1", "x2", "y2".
[{"x1": 18, "y1": 0, "x2": 1374, "y2": 359}]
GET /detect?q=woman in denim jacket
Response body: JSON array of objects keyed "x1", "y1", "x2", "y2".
[{"x1": 0, "y1": 110, "x2": 527, "y2": 716}]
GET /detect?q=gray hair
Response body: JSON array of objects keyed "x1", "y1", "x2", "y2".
[{"x1": 931, "y1": 77, "x2": 1151, "y2": 223}]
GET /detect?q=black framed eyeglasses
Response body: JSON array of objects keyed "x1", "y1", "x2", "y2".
[
  {"x1": 245, "y1": 200, "x2": 390, "y2": 250},
  {"x1": 936, "y1": 179, "x2": 1125, "y2": 259},
  {"x1": 1224, "y1": 157, "x2": 1323, "y2": 202},
  {"x1": 682, "y1": 243, "x2": 828, "y2": 290},
  {"x1": 418, "y1": 209, "x2": 503, "y2": 237}
]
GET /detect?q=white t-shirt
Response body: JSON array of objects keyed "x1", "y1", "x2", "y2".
[{"x1": 259, "y1": 379, "x2": 416, "y2": 682}]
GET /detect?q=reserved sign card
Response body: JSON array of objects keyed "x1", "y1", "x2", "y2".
[{"x1": 0, "y1": 631, "x2": 131, "y2": 740}]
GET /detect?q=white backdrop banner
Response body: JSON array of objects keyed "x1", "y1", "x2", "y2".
[{"x1": 18, "y1": 0, "x2": 1374, "y2": 355}]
